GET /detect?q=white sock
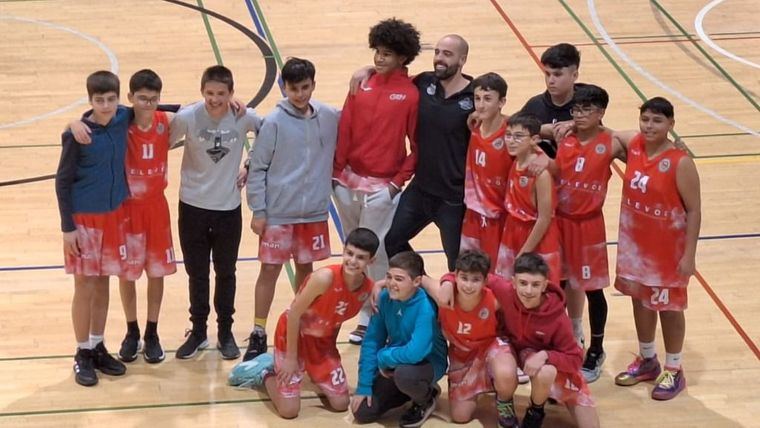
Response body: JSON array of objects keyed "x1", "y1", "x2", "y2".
[
  {"x1": 639, "y1": 341, "x2": 657, "y2": 359},
  {"x1": 78, "y1": 341, "x2": 92, "y2": 350},
  {"x1": 665, "y1": 352, "x2": 682, "y2": 369},
  {"x1": 571, "y1": 317, "x2": 584, "y2": 341},
  {"x1": 89, "y1": 334, "x2": 104, "y2": 348}
]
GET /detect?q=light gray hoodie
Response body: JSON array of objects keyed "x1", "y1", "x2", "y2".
[{"x1": 246, "y1": 98, "x2": 340, "y2": 225}]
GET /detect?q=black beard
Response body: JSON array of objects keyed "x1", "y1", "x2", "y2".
[{"x1": 434, "y1": 64, "x2": 458, "y2": 80}]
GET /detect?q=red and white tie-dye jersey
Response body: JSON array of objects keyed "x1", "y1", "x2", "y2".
[
  {"x1": 126, "y1": 111, "x2": 170, "y2": 200},
  {"x1": 463, "y1": 122, "x2": 512, "y2": 218},
  {"x1": 555, "y1": 131, "x2": 613, "y2": 218}
]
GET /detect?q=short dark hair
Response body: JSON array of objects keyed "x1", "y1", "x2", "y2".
[
  {"x1": 514, "y1": 252, "x2": 549, "y2": 278},
  {"x1": 507, "y1": 112, "x2": 541, "y2": 136},
  {"x1": 640, "y1": 96, "x2": 674, "y2": 119},
  {"x1": 201, "y1": 65, "x2": 234, "y2": 91},
  {"x1": 472, "y1": 72, "x2": 508, "y2": 98},
  {"x1": 129, "y1": 69, "x2": 162, "y2": 93},
  {"x1": 86, "y1": 70, "x2": 119, "y2": 98},
  {"x1": 368, "y1": 18, "x2": 421, "y2": 66},
  {"x1": 389, "y1": 251, "x2": 424, "y2": 278},
  {"x1": 345, "y1": 227, "x2": 380, "y2": 257},
  {"x1": 281, "y1": 57, "x2": 316, "y2": 84},
  {"x1": 573, "y1": 84, "x2": 608, "y2": 109},
  {"x1": 455, "y1": 250, "x2": 490, "y2": 276},
  {"x1": 541, "y1": 43, "x2": 581, "y2": 69}
]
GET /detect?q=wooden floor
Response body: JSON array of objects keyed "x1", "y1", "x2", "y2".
[{"x1": 1, "y1": 0, "x2": 759, "y2": 426}]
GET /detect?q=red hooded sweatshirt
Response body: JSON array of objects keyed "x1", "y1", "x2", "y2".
[{"x1": 440, "y1": 273, "x2": 582, "y2": 377}]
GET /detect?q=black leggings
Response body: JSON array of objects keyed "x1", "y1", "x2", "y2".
[
  {"x1": 587, "y1": 289, "x2": 608, "y2": 349},
  {"x1": 353, "y1": 362, "x2": 436, "y2": 424}
]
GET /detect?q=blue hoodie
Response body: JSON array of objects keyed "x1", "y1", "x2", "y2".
[{"x1": 356, "y1": 287, "x2": 448, "y2": 396}]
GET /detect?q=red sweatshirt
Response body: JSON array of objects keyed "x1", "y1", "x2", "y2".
[
  {"x1": 440, "y1": 273, "x2": 582, "y2": 376},
  {"x1": 333, "y1": 68, "x2": 419, "y2": 188}
]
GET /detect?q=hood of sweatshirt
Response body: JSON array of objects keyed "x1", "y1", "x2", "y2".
[
  {"x1": 276, "y1": 98, "x2": 321, "y2": 120},
  {"x1": 508, "y1": 280, "x2": 567, "y2": 349}
]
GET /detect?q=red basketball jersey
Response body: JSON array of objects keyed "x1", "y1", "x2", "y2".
[
  {"x1": 439, "y1": 287, "x2": 499, "y2": 362},
  {"x1": 617, "y1": 134, "x2": 689, "y2": 288},
  {"x1": 295, "y1": 264, "x2": 374, "y2": 338},
  {"x1": 126, "y1": 111, "x2": 170, "y2": 200},
  {"x1": 463, "y1": 122, "x2": 512, "y2": 218},
  {"x1": 555, "y1": 131, "x2": 613, "y2": 217},
  {"x1": 505, "y1": 163, "x2": 557, "y2": 222}
]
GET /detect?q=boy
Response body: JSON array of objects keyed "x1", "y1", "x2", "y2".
[
  {"x1": 333, "y1": 18, "x2": 420, "y2": 345},
  {"x1": 351, "y1": 252, "x2": 448, "y2": 427},
  {"x1": 438, "y1": 250, "x2": 518, "y2": 427},
  {"x1": 613, "y1": 97, "x2": 701, "y2": 401},
  {"x1": 242, "y1": 58, "x2": 341, "y2": 361},
  {"x1": 170, "y1": 65, "x2": 261, "y2": 360},
  {"x1": 55, "y1": 70, "x2": 129, "y2": 386},
  {"x1": 495, "y1": 114, "x2": 561, "y2": 286},
  {"x1": 234, "y1": 228, "x2": 379, "y2": 418},
  {"x1": 519, "y1": 43, "x2": 583, "y2": 158},
  {"x1": 461, "y1": 73, "x2": 511, "y2": 268}
]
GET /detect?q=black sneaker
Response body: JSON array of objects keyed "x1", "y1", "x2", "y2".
[
  {"x1": 143, "y1": 334, "x2": 165, "y2": 364},
  {"x1": 118, "y1": 332, "x2": 141, "y2": 362},
  {"x1": 399, "y1": 384, "x2": 439, "y2": 428},
  {"x1": 521, "y1": 406, "x2": 546, "y2": 428},
  {"x1": 217, "y1": 331, "x2": 240, "y2": 360},
  {"x1": 93, "y1": 342, "x2": 127, "y2": 376},
  {"x1": 176, "y1": 329, "x2": 208, "y2": 359},
  {"x1": 73, "y1": 348, "x2": 98, "y2": 387},
  {"x1": 243, "y1": 330, "x2": 267, "y2": 362},
  {"x1": 348, "y1": 325, "x2": 367, "y2": 345}
]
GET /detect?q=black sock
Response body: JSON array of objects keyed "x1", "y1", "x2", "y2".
[
  {"x1": 530, "y1": 399, "x2": 546, "y2": 411},
  {"x1": 127, "y1": 320, "x2": 140, "y2": 336},
  {"x1": 586, "y1": 289, "x2": 607, "y2": 352},
  {"x1": 145, "y1": 321, "x2": 158, "y2": 337}
]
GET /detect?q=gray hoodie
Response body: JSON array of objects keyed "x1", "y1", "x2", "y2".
[{"x1": 246, "y1": 98, "x2": 340, "y2": 225}]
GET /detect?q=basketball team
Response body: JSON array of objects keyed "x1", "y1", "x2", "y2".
[{"x1": 55, "y1": 18, "x2": 701, "y2": 428}]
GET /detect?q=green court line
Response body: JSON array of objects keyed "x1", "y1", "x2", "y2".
[
  {"x1": 649, "y1": 0, "x2": 760, "y2": 113},
  {"x1": 693, "y1": 152, "x2": 760, "y2": 159},
  {"x1": 555, "y1": 0, "x2": 691, "y2": 156},
  {"x1": 593, "y1": 30, "x2": 760, "y2": 41},
  {"x1": 250, "y1": 0, "x2": 284, "y2": 69},
  {"x1": 0, "y1": 395, "x2": 323, "y2": 418},
  {"x1": 681, "y1": 132, "x2": 753, "y2": 139},
  {"x1": 196, "y1": 0, "x2": 224, "y2": 65},
  {"x1": 0, "y1": 144, "x2": 59, "y2": 149}
]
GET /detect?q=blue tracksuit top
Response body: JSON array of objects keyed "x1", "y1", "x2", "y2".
[{"x1": 356, "y1": 287, "x2": 448, "y2": 396}]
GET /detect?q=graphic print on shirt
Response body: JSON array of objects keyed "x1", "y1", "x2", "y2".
[{"x1": 198, "y1": 128, "x2": 241, "y2": 163}]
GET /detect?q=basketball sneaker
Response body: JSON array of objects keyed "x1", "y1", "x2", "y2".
[
  {"x1": 118, "y1": 332, "x2": 141, "y2": 362},
  {"x1": 348, "y1": 325, "x2": 367, "y2": 345},
  {"x1": 217, "y1": 330, "x2": 241, "y2": 360},
  {"x1": 399, "y1": 383, "x2": 439, "y2": 428},
  {"x1": 143, "y1": 334, "x2": 165, "y2": 364},
  {"x1": 243, "y1": 329, "x2": 267, "y2": 362},
  {"x1": 581, "y1": 349, "x2": 606, "y2": 383},
  {"x1": 228, "y1": 352, "x2": 275, "y2": 388},
  {"x1": 496, "y1": 398, "x2": 518, "y2": 427},
  {"x1": 176, "y1": 329, "x2": 208, "y2": 359},
  {"x1": 517, "y1": 367, "x2": 529, "y2": 384},
  {"x1": 73, "y1": 348, "x2": 98, "y2": 387},
  {"x1": 651, "y1": 367, "x2": 686, "y2": 400},
  {"x1": 93, "y1": 342, "x2": 127, "y2": 376},
  {"x1": 521, "y1": 405, "x2": 545, "y2": 428},
  {"x1": 614, "y1": 355, "x2": 661, "y2": 386}
]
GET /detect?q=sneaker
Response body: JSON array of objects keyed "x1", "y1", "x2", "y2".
[
  {"x1": 517, "y1": 367, "x2": 529, "y2": 384},
  {"x1": 143, "y1": 334, "x2": 165, "y2": 364},
  {"x1": 615, "y1": 355, "x2": 661, "y2": 386},
  {"x1": 581, "y1": 349, "x2": 606, "y2": 383},
  {"x1": 651, "y1": 367, "x2": 686, "y2": 400},
  {"x1": 176, "y1": 329, "x2": 208, "y2": 359},
  {"x1": 93, "y1": 342, "x2": 127, "y2": 376},
  {"x1": 496, "y1": 399, "x2": 518, "y2": 428},
  {"x1": 399, "y1": 384, "x2": 439, "y2": 428},
  {"x1": 228, "y1": 353, "x2": 275, "y2": 388},
  {"x1": 521, "y1": 406, "x2": 545, "y2": 428},
  {"x1": 218, "y1": 331, "x2": 241, "y2": 360},
  {"x1": 118, "y1": 332, "x2": 141, "y2": 362},
  {"x1": 73, "y1": 348, "x2": 98, "y2": 387},
  {"x1": 242, "y1": 330, "x2": 267, "y2": 362},
  {"x1": 348, "y1": 325, "x2": 367, "y2": 345}
]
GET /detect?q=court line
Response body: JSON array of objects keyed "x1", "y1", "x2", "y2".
[
  {"x1": 532, "y1": 34, "x2": 760, "y2": 48},
  {"x1": 682, "y1": 131, "x2": 752, "y2": 138},
  {"x1": 489, "y1": 0, "x2": 760, "y2": 360},
  {"x1": 696, "y1": 0, "x2": 760, "y2": 70},
  {"x1": 595, "y1": 30, "x2": 760, "y2": 41},
  {"x1": 196, "y1": 0, "x2": 224, "y2": 65},
  {"x1": 583, "y1": 0, "x2": 759, "y2": 137},
  {"x1": 649, "y1": 0, "x2": 760, "y2": 112},
  {"x1": 0, "y1": 15, "x2": 119, "y2": 130}
]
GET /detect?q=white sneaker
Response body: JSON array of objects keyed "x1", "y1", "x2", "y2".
[{"x1": 517, "y1": 368, "x2": 529, "y2": 384}]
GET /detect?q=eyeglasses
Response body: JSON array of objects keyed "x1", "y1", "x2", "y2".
[
  {"x1": 135, "y1": 95, "x2": 160, "y2": 105},
  {"x1": 570, "y1": 106, "x2": 599, "y2": 116},
  {"x1": 504, "y1": 133, "x2": 529, "y2": 141}
]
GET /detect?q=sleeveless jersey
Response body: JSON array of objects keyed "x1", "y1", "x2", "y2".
[
  {"x1": 617, "y1": 134, "x2": 689, "y2": 287},
  {"x1": 555, "y1": 131, "x2": 613, "y2": 218},
  {"x1": 505, "y1": 163, "x2": 557, "y2": 222},
  {"x1": 296, "y1": 264, "x2": 374, "y2": 338},
  {"x1": 439, "y1": 287, "x2": 499, "y2": 362},
  {"x1": 126, "y1": 111, "x2": 170, "y2": 200},
  {"x1": 463, "y1": 122, "x2": 512, "y2": 218}
]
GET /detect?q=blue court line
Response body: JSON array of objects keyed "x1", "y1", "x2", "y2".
[{"x1": 2, "y1": 233, "x2": 758, "y2": 273}]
